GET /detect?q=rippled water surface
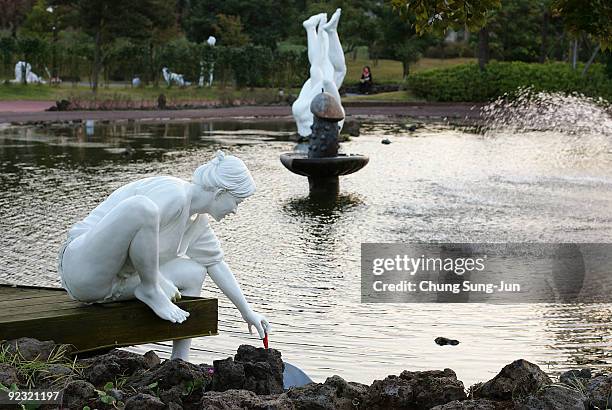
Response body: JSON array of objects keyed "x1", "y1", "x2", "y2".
[{"x1": 1, "y1": 116, "x2": 611, "y2": 387}]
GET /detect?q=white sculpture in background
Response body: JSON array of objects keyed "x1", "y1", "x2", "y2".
[
  {"x1": 12, "y1": 61, "x2": 46, "y2": 84},
  {"x1": 292, "y1": 9, "x2": 346, "y2": 137},
  {"x1": 162, "y1": 67, "x2": 188, "y2": 87},
  {"x1": 58, "y1": 150, "x2": 271, "y2": 361},
  {"x1": 199, "y1": 35, "x2": 217, "y2": 87}
]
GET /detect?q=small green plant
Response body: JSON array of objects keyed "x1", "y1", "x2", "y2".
[
  {"x1": 182, "y1": 378, "x2": 205, "y2": 396},
  {"x1": 94, "y1": 381, "x2": 125, "y2": 409},
  {"x1": 147, "y1": 381, "x2": 160, "y2": 397},
  {"x1": 113, "y1": 376, "x2": 128, "y2": 390}
]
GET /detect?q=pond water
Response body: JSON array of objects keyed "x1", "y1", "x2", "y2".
[{"x1": 0, "y1": 112, "x2": 611, "y2": 387}]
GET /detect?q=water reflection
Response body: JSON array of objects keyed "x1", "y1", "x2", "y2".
[
  {"x1": 282, "y1": 194, "x2": 364, "y2": 272},
  {"x1": 283, "y1": 193, "x2": 363, "y2": 220},
  {"x1": 537, "y1": 303, "x2": 612, "y2": 369},
  {"x1": 0, "y1": 119, "x2": 610, "y2": 386}
]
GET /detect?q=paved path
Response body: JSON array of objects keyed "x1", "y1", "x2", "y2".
[
  {"x1": 0, "y1": 102, "x2": 482, "y2": 124},
  {"x1": 0, "y1": 101, "x2": 55, "y2": 113}
]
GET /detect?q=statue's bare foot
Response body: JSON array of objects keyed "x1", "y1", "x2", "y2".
[
  {"x1": 317, "y1": 13, "x2": 328, "y2": 27},
  {"x1": 134, "y1": 283, "x2": 190, "y2": 323},
  {"x1": 323, "y1": 8, "x2": 341, "y2": 31},
  {"x1": 303, "y1": 14, "x2": 321, "y2": 29},
  {"x1": 159, "y1": 275, "x2": 181, "y2": 301}
]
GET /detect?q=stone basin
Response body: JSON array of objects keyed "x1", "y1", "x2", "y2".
[
  {"x1": 279, "y1": 152, "x2": 369, "y2": 196},
  {"x1": 279, "y1": 152, "x2": 369, "y2": 178}
]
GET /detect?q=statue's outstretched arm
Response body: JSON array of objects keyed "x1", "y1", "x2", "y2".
[{"x1": 207, "y1": 261, "x2": 271, "y2": 338}]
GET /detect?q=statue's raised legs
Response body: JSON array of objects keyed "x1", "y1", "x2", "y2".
[{"x1": 292, "y1": 9, "x2": 346, "y2": 137}]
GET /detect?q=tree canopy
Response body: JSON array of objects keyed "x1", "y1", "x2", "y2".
[
  {"x1": 389, "y1": 0, "x2": 501, "y2": 35},
  {"x1": 551, "y1": 0, "x2": 612, "y2": 49}
]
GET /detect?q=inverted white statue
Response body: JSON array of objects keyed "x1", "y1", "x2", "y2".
[
  {"x1": 12, "y1": 61, "x2": 45, "y2": 84},
  {"x1": 58, "y1": 151, "x2": 270, "y2": 361},
  {"x1": 292, "y1": 9, "x2": 346, "y2": 137},
  {"x1": 162, "y1": 67, "x2": 188, "y2": 87}
]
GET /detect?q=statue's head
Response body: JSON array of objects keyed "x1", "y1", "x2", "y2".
[{"x1": 192, "y1": 150, "x2": 256, "y2": 220}]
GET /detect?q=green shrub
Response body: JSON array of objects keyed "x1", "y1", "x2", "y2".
[{"x1": 406, "y1": 61, "x2": 612, "y2": 102}]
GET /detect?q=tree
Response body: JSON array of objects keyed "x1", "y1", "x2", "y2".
[
  {"x1": 0, "y1": 0, "x2": 36, "y2": 37},
  {"x1": 19, "y1": 0, "x2": 54, "y2": 38},
  {"x1": 389, "y1": 0, "x2": 501, "y2": 36},
  {"x1": 552, "y1": 0, "x2": 612, "y2": 50},
  {"x1": 0, "y1": 36, "x2": 17, "y2": 75},
  {"x1": 486, "y1": 0, "x2": 547, "y2": 62},
  {"x1": 552, "y1": 0, "x2": 612, "y2": 74},
  {"x1": 212, "y1": 14, "x2": 250, "y2": 47},
  {"x1": 55, "y1": 0, "x2": 176, "y2": 91},
  {"x1": 379, "y1": 6, "x2": 433, "y2": 79},
  {"x1": 390, "y1": 0, "x2": 501, "y2": 70},
  {"x1": 183, "y1": 0, "x2": 299, "y2": 48}
]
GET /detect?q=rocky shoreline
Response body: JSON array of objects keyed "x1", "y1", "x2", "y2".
[{"x1": 0, "y1": 338, "x2": 610, "y2": 409}]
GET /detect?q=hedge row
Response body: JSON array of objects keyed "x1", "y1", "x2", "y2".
[{"x1": 406, "y1": 61, "x2": 612, "y2": 102}]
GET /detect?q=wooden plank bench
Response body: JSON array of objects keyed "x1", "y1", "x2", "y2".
[{"x1": 0, "y1": 284, "x2": 217, "y2": 353}]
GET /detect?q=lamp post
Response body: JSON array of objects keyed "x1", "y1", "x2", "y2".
[{"x1": 46, "y1": 6, "x2": 58, "y2": 83}]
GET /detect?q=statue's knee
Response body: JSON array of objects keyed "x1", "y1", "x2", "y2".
[
  {"x1": 176, "y1": 259, "x2": 206, "y2": 285},
  {"x1": 188, "y1": 263, "x2": 206, "y2": 283}
]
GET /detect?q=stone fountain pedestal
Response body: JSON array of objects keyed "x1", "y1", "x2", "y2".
[
  {"x1": 280, "y1": 92, "x2": 369, "y2": 196},
  {"x1": 280, "y1": 153, "x2": 369, "y2": 195}
]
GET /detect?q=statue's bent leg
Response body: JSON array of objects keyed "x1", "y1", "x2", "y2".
[
  {"x1": 328, "y1": 31, "x2": 346, "y2": 87},
  {"x1": 303, "y1": 14, "x2": 325, "y2": 66},
  {"x1": 159, "y1": 257, "x2": 206, "y2": 361},
  {"x1": 324, "y1": 9, "x2": 346, "y2": 87},
  {"x1": 292, "y1": 79, "x2": 319, "y2": 137},
  {"x1": 61, "y1": 195, "x2": 189, "y2": 323}
]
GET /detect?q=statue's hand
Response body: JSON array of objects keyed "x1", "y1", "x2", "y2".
[{"x1": 241, "y1": 310, "x2": 271, "y2": 339}]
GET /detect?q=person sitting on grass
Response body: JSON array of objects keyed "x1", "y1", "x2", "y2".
[{"x1": 359, "y1": 66, "x2": 373, "y2": 94}]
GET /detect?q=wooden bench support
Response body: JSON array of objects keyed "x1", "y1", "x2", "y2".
[{"x1": 0, "y1": 285, "x2": 218, "y2": 353}]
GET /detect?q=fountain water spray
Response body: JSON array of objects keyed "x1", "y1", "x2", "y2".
[{"x1": 481, "y1": 87, "x2": 612, "y2": 137}]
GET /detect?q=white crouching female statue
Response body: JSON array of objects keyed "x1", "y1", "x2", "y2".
[
  {"x1": 58, "y1": 151, "x2": 270, "y2": 361},
  {"x1": 292, "y1": 9, "x2": 346, "y2": 137}
]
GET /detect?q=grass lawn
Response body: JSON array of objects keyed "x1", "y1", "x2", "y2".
[
  {"x1": 0, "y1": 83, "x2": 286, "y2": 105},
  {"x1": 343, "y1": 90, "x2": 423, "y2": 103},
  {"x1": 344, "y1": 57, "x2": 475, "y2": 85},
  {"x1": 0, "y1": 57, "x2": 474, "y2": 103},
  {"x1": 0, "y1": 83, "x2": 57, "y2": 100}
]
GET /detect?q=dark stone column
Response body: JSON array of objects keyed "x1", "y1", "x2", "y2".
[{"x1": 308, "y1": 176, "x2": 340, "y2": 197}]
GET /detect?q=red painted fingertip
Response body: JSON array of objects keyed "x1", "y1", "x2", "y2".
[{"x1": 263, "y1": 332, "x2": 269, "y2": 349}]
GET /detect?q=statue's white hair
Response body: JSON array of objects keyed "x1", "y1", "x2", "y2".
[{"x1": 192, "y1": 150, "x2": 256, "y2": 198}]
